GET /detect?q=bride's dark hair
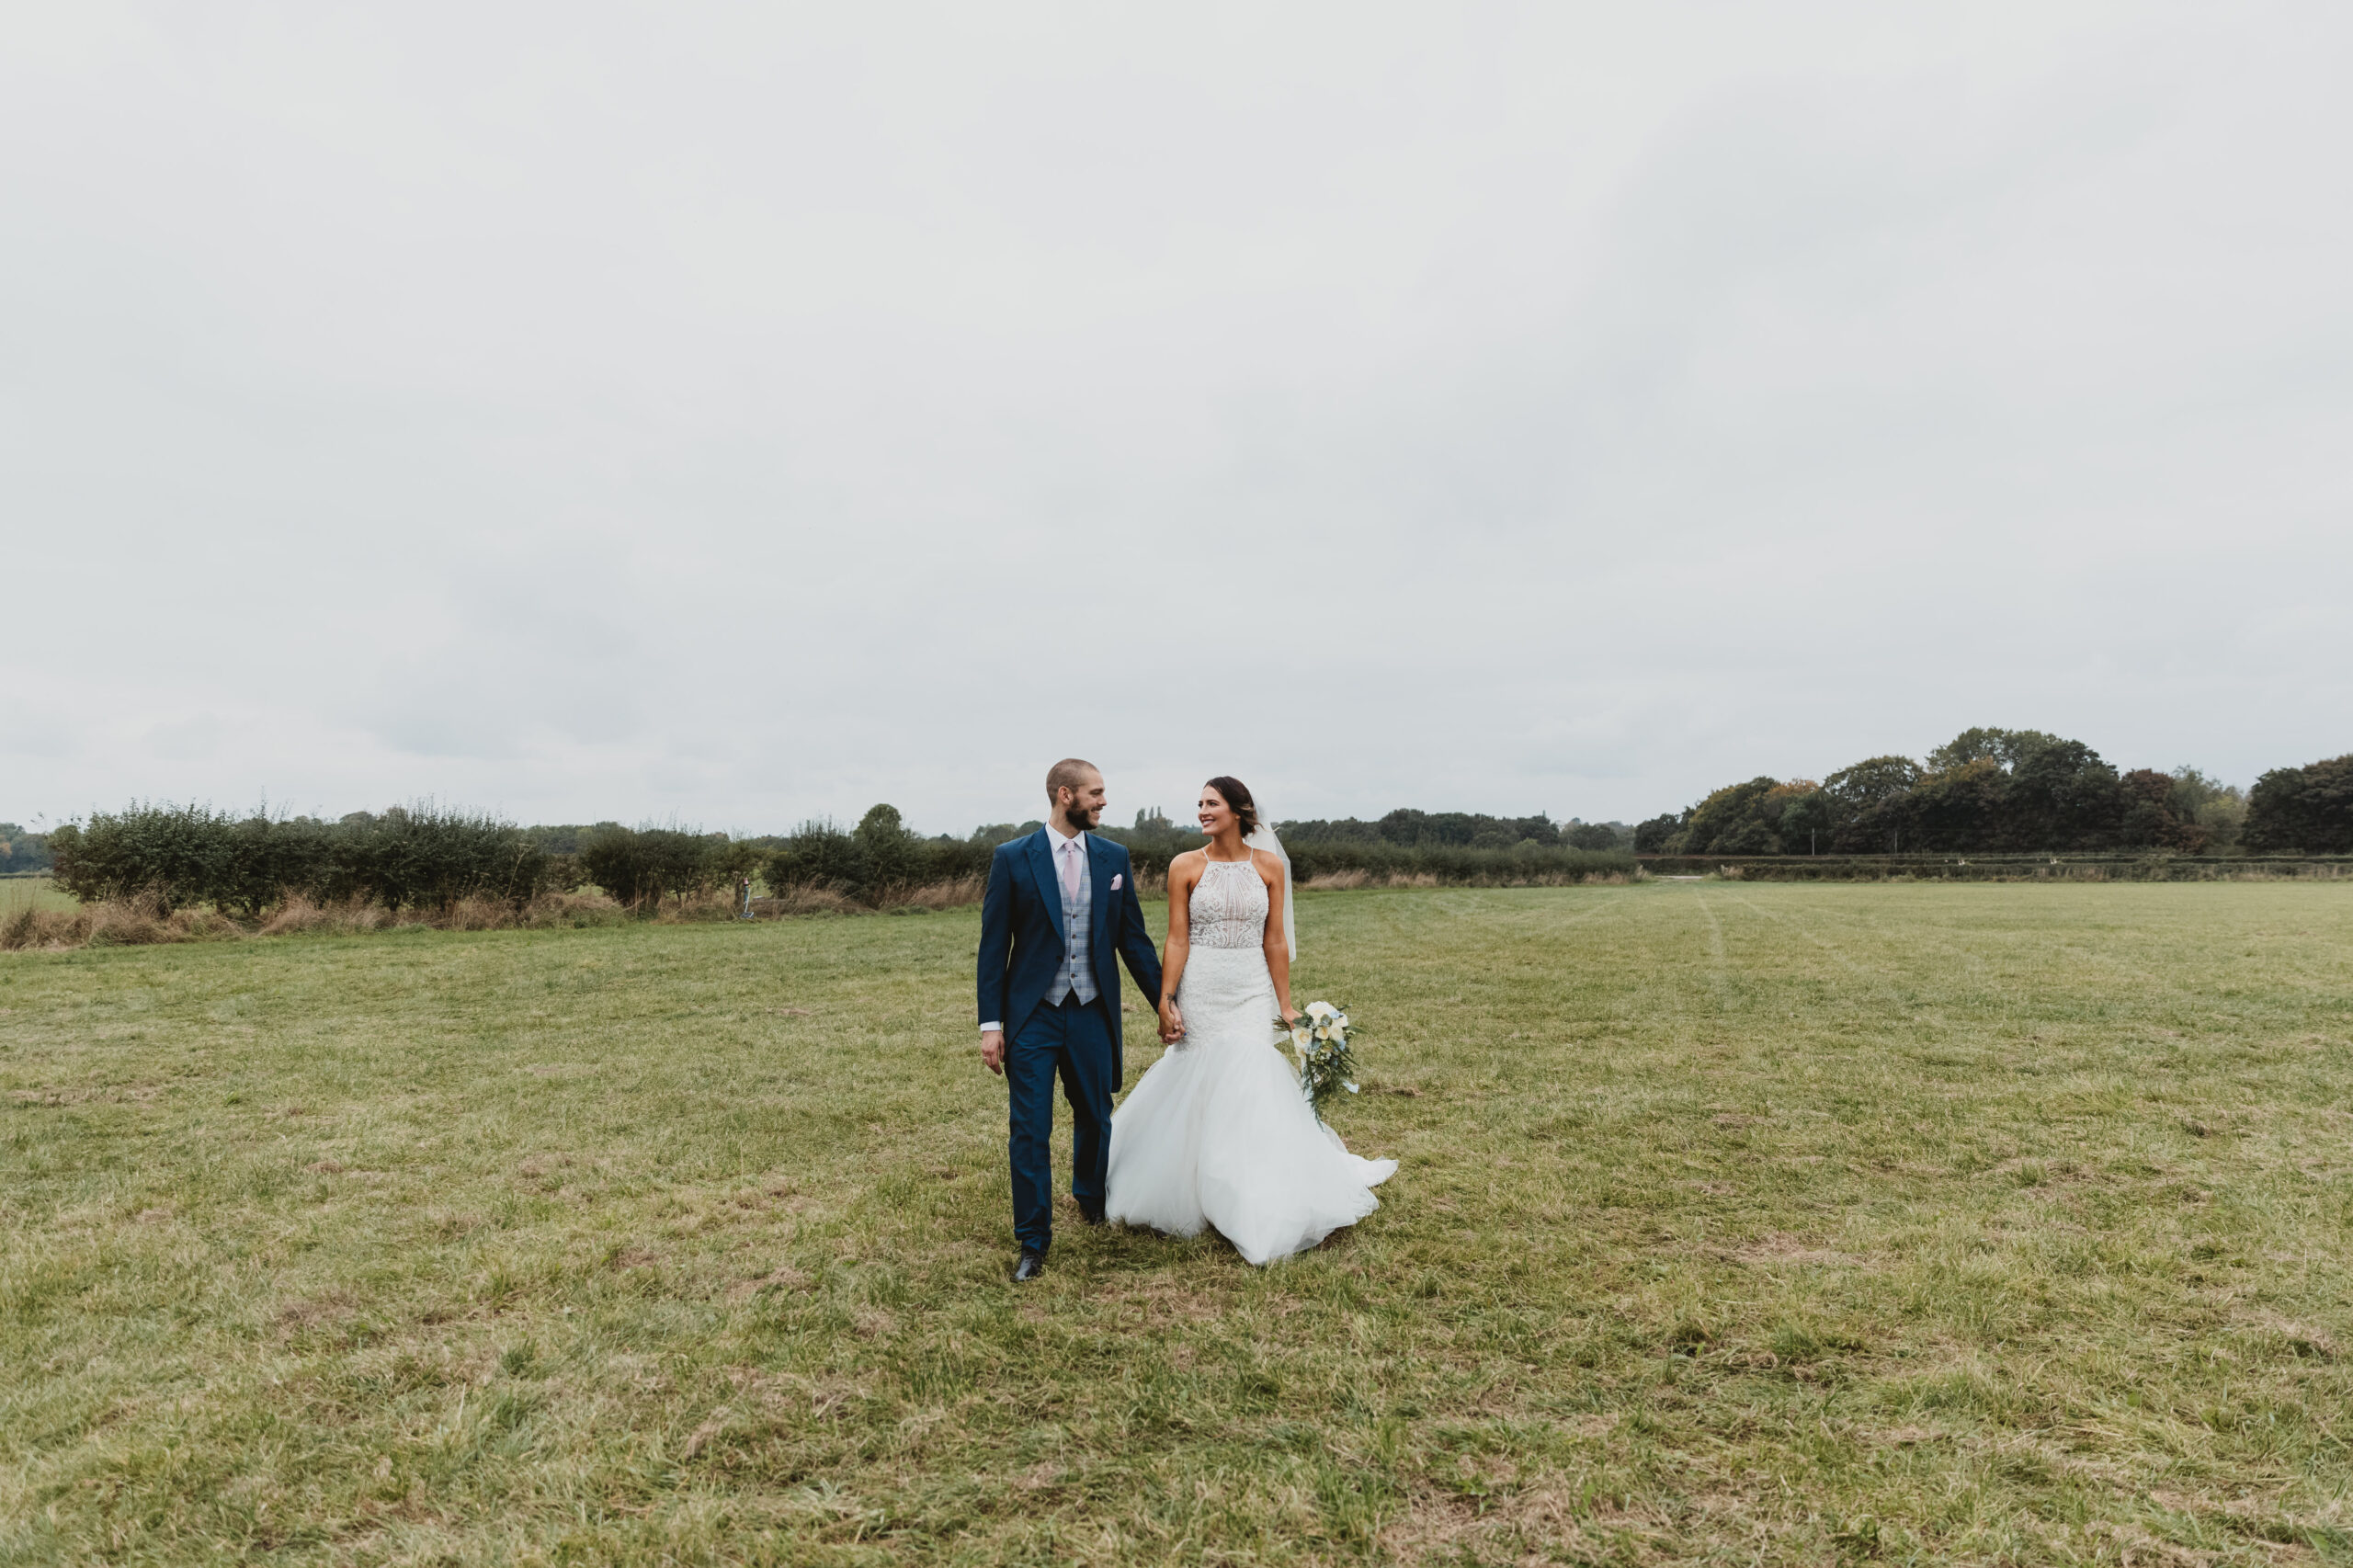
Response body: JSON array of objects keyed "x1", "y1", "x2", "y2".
[{"x1": 1203, "y1": 776, "x2": 1259, "y2": 835}]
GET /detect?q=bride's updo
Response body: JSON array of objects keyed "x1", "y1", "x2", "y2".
[{"x1": 1204, "y1": 776, "x2": 1259, "y2": 835}]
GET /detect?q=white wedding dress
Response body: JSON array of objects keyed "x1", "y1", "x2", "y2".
[{"x1": 1105, "y1": 857, "x2": 1396, "y2": 1265}]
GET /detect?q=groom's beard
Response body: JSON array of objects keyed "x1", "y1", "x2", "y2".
[{"x1": 1059, "y1": 805, "x2": 1103, "y2": 833}]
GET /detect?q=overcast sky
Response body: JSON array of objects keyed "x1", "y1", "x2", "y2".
[{"x1": 6, "y1": 2, "x2": 2347, "y2": 837}]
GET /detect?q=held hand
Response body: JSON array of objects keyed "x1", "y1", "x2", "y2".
[
  {"x1": 1157, "y1": 999, "x2": 1186, "y2": 1043},
  {"x1": 980, "y1": 1029, "x2": 1006, "y2": 1075},
  {"x1": 1279, "y1": 1001, "x2": 1300, "y2": 1028}
]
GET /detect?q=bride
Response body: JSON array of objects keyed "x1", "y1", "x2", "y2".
[{"x1": 1106, "y1": 775, "x2": 1397, "y2": 1264}]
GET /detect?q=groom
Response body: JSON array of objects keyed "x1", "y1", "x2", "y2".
[{"x1": 977, "y1": 758, "x2": 1165, "y2": 1282}]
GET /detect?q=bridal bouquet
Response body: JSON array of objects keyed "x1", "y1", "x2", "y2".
[{"x1": 1276, "y1": 1000, "x2": 1360, "y2": 1117}]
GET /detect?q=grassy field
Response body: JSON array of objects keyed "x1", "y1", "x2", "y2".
[
  {"x1": 0, "y1": 878, "x2": 77, "y2": 916},
  {"x1": 5, "y1": 883, "x2": 2351, "y2": 1566}
]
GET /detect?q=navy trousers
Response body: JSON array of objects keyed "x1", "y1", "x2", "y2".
[{"x1": 1007, "y1": 994, "x2": 1116, "y2": 1254}]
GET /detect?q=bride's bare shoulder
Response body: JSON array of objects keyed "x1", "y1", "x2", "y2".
[
  {"x1": 1168, "y1": 847, "x2": 1207, "y2": 875},
  {"x1": 1250, "y1": 846, "x2": 1283, "y2": 878}
]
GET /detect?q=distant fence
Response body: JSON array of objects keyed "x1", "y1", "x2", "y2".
[{"x1": 1638, "y1": 854, "x2": 2353, "y2": 882}]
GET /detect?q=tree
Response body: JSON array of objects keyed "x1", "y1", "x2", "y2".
[
  {"x1": 0, "y1": 824, "x2": 51, "y2": 874},
  {"x1": 2167, "y1": 767, "x2": 2246, "y2": 848},
  {"x1": 2243, "y1": 756, "x2": 2353, "y2": 853},
  {"x1": 1999, "y1": 737, "x2": 2121, "y2": 851},
  {"x1": 2116, "y1": 768, "x2": 2209, "y2": 851},
  {"x1": 850, "y1": 803, "x2": 925, "y2": 892},
  {"x1": 1824, "y1": 756, "x2": 1922, "y2": 852},
  {"x1": 1633, "y1": 814, "x2": 1682, "y2": 853},
  {"x1": 1676, "y1": 778, "x2": 1783, "y2": 855},
  {"x1": 765, "y1": 805, "x2": 931, "y2": 903},
  {"x1": 1775, "y1": 791, "x2": 1834, "y2": 853},
  {"x1": 1926, "y1": 728, "x2": 2063, "y2": 773},
  {"x1": 1904, "y1": 758, "x2": 2005, "y2": 852}
]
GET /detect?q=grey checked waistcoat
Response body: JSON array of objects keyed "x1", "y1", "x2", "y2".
[{"x1": 1045, "y1": 835, "x2": 1097, "y2": 1007}]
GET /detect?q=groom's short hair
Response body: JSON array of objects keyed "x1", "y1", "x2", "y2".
[{"x1": 1046, "y1": 757, "x2": 1099, "y2": 803}]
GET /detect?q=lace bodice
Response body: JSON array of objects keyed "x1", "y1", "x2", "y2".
[{"x1": 1188, "y1": 858, "x2": 1267, "y2": 949}]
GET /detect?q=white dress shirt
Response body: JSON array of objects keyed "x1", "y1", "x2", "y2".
[{"x1": 979, "y1": 822, "x2": 1086, "y2": 1035}]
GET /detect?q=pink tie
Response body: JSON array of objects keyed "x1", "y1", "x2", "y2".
[{"x1": 1060, "y1": 839, "x2": 1081, "y2": 902}]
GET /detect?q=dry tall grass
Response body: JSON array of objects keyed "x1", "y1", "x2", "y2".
[
  {"x1": 4, "y1": 889, "x2": 635, "y2": 951},
  {"x1": 0, "y1": 894, "x2": 243, "y2": 950},
  {"x1": 749, "y1": 879, "x2": 991, "y2": 917}
]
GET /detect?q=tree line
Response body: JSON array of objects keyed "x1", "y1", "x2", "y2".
[
  {"x1": 43, "y1": 805, "x2": 778, "y2": 915},
  {"x1": 1638, "y1": 729, "x2": 2352, "y2": 857},
  {"x1": 0, "y1": 823, "x2": 52, "y2": 874},
  {"x1": 37, "y1": 740, "x2": 2345, "y2": 918},
  {"x1": 39, "y1": 799, "x2": 1638, "y2": 916}
]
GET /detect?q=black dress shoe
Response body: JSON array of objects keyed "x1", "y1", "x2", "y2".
[
  {"x1": 1012, "y1": 1249, "x2": 1046, "y2": 1283},
  {"x1": 1076, "y1": 1208, "x2": 1108, "y2": 1227}
]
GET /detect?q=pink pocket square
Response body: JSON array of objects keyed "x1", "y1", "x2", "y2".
[{"x1": 1109, "y1": 874, "x2": 1123, "y2": 891}]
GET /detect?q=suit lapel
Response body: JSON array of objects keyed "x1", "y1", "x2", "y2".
[
  {"x1": 1025, "y1": 831, "x2": 1066, "y2": 947},
  {"x1": 1087, "y1": 835, "x2": 1116, "y2": 950}
]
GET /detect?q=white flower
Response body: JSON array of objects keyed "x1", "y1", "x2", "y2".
[
  {"x1": 1327, "y1": 1024, "x2": 1347, "y2": 1046},
  {"x1": 1306, "y1": 1001, "x2": 1336, "y2": 1020}
]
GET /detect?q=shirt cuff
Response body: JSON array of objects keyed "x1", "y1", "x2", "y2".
[{"x1": 979, "y1": 1021, "x2": 1001, "y2": 1034}]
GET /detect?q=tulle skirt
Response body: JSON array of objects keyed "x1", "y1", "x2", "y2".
[{"x1": 1106, "y1": 945, "x2": 1396, "y2": 1265}]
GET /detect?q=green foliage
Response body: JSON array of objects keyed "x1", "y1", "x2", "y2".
[
  {"x1": 1666, "y1": 733, "x2": 2227, "y2": 858},
  {"x1": 851, "y1": 804, "x2": 926, "y2": 890},
  {"x1": 1669, "y1": 777, "x2": 1824, "y2": 856},
  {"x1": 0, "y1": 822, "x2": 51, "y2": 874},
  {"x1": 1925, "y1": 727, "x2": 2063, "y2": 772},
  {"x1": 2243, "y1": 754, "x2": 2353, "y2": 853},
  {"x1": 330, "y1": 805, "x2": 551, "y2": 913},
  {"x1": 766, "y1": 807, "x2": 995, "y2": 904},
  {"x1": 1634, "y1": 812, "x2": 1682, "y2": 853},
  {"x1": 2169, "y1": 767, "x2": 2247, "y2": 847},
  {"x1": 766, "y1": 818, "x2": 862, "y2": 892},
  {"x1": 1279, "y1": 1004, "x2": 1362, "y2": 1118},
  {"x1": 1279, "y1": 840, "x2": 1633, "y2": 882},
  {"x1": 1563, "y1": 819, "x2": 1631, "y2": 851},
  {"x1": 47, "y1": 802, "x2": 240, "y2": 911},
  {"x1": 577, "y1": 824, "x2": 723, "y2": 912},
  {"x1": 49, "y1": 801, "x2": 554, "y2": 915},
  {"x1": 2119, "y1": 768, "x2": 2210, "y2": 852},
  {"x1": 1281, "y1": 809, "x2": 1564, "y2": 848}
]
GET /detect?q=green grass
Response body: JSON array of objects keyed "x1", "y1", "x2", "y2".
[
  {"x1": 0, "y1": 878, "x2": 77, "y2": 915},
  {"x1": 5, "y1": 883, "x2": 2352, "y2": 1565}
]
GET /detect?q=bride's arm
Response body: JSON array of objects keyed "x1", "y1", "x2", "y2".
[
  {"x1": 1259, "y1": 850, "x2": 1295, "y2": 1023},
  {"x1": 1159, "y1": 855, "x2": 1195, "y2": 1040}
]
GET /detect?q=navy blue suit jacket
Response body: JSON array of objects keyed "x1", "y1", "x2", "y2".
[{"x1": 977, "y1": 829, "x2": 1164, "y2": 1077}]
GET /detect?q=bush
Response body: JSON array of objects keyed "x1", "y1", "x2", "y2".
[
  {"x1": 48, "y1": 801, "x2": 552, "y2": 915},
  {"x1": 334, "y1": 805, "x2": 551, "y2": 912},
  {"x1": 766, "y1": 819, "x2": 864, "y2": 895},
  {"x1": 766, "y1": 806, "x2": 994, "y2": 904},
  {"x1": 49, "y1": 803, "x2": 243, "y2": 912},
  {"x1": 2243, "y1": 756, "x2": 2353, "y2": 854},
  {"x1": 578, "y1": 825, "x2": 721, "y2": 912}
]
